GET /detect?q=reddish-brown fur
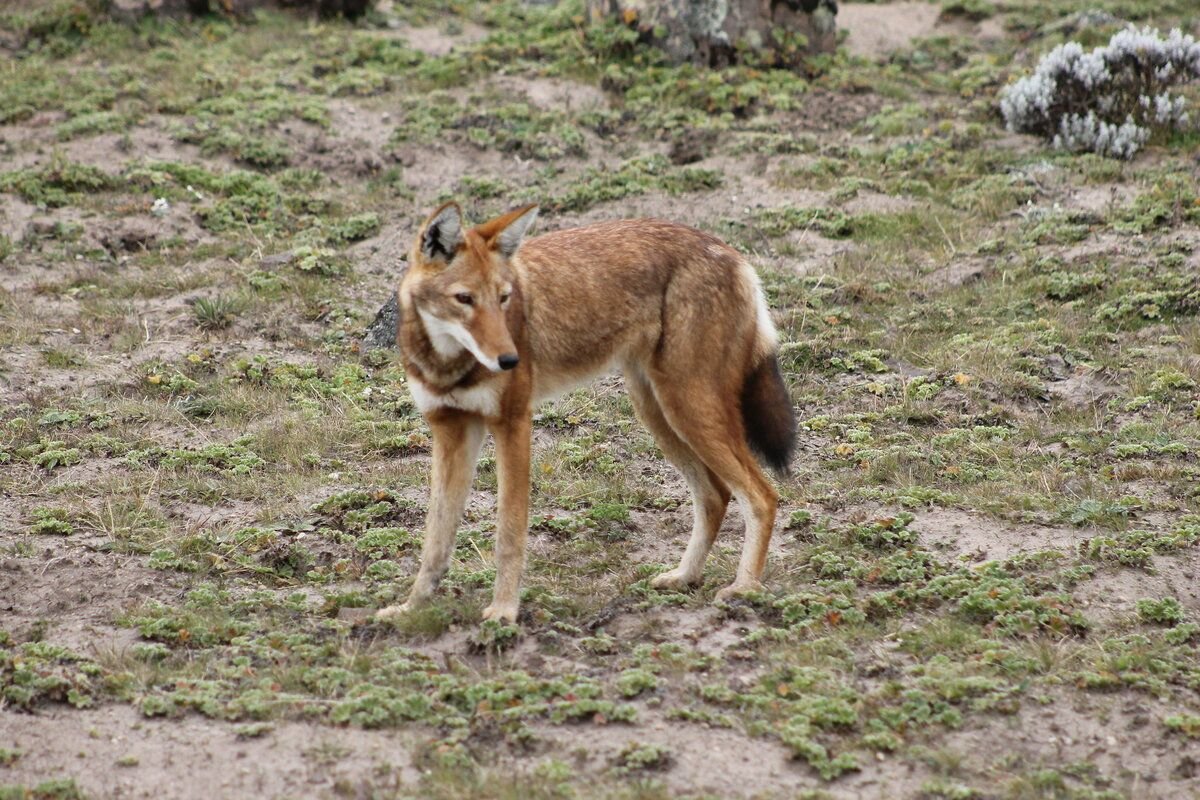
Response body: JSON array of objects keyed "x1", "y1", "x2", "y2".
[{"x1": 376, "y1": 204, "x2": 796, "y2": 624}]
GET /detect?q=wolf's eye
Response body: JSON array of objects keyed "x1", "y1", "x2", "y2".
[
  {"x1": 454, "y1": 293, "x2": 473, "y2": 306},
  {"x1": 500, "y1": 292, "x2": 511, "y2": 304}
]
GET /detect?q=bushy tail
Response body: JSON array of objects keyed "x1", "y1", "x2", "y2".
[{"x1": 741, "y1": 352, "x2": 797, "y2": 476}]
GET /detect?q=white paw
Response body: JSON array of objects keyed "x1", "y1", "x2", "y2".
[
  {"x1": 481, "y1": 603, "x2": 518, "y2": 623},
  {"x1": 715, "y1": 581, "x2": 762, "y2": 602},
  {"x1": 650, "y1": 568, "x2": 700, "y2": 591},
  {"x1": 375, "y1": 602, "x2": 414, "y2": 621}
]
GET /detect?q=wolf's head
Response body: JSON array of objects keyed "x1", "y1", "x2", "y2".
[{"x1": 402, "y1": 202, "x2": 539, "y2": 372}]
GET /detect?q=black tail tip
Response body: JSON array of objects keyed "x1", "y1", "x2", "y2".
[{"x1": 741, "y1": 354, "x2": 797, "y2": 477}]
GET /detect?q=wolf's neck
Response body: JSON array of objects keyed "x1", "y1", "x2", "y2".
[{"x1": 400, "y1": 313, "x2": 478, "y2": 392}]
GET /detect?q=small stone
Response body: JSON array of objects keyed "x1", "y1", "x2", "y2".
[
  {"x1": 362, "y1": 292, "x2": 401, "y2": 351},
  {"x1": 923, "y1": 258, "x2": 989, "y2": 290},
  {"x1": 258, "y1": 251, "x2": 296, "y2": 269}
]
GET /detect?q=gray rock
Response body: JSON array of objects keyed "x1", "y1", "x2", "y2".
[
  {"x1": 1046, "y1": 370, "x2": 1121, "y2": 409},
  {"x1": 585, "y1": 0, "x2": 837, "y2": 66},
  {"x1": 259, "y1": 251, "x2": 297, "y2": 269},
  {"x1": 922, "y1": 258, "x2": 989, "y2": 291},
  {"x1": 362, "y1": 292, "x2": 400, "y2": 351}
]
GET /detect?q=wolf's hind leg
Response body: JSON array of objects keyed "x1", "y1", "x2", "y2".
[
  {"x1": 627, "y1": 371, "x2": 731, "y2": 589},
  {"x1": 650, "y1": 375, "x2": 778, "y2": 600}
]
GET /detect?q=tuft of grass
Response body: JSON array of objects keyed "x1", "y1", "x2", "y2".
[
  {"x1": 42, "y1": 348, "x2": 87, "y2": 369},
  {"x1": 192, "y1": 295, "x2": 240, "y2": 331}
]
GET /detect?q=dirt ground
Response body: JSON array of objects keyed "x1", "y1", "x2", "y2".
[{"x1": 2, "y1": 1, "x2": 1200, "y2": 798}]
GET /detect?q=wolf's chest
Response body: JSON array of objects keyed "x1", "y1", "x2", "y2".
[{"x1": 408, "y1": 378, "x2": 501, "y2": 418}]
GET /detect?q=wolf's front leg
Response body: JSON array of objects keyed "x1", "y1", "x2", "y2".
[
  {"x1": 376, "y1": 412, "x2": 484, "y2": 621},
  {"x1": 482, "y1": 415, "x2": 532, "y2": 623}
]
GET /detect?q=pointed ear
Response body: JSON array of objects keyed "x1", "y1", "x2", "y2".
[
  {"x1": 478, "y1": 204, "x2": 539, "y2": 259},
  {"x1": 418, "y1": 202, "x2": 464, "y2": 263}
]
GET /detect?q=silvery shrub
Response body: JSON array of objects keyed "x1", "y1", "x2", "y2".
[{"x1": 1001, "y1": 26, "x2": 1200, "y2": 159}]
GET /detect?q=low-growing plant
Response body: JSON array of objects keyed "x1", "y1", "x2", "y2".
[
  {"x1": 0, "y1": 155, "x2": 113, "y2": 207},
  {"x1": 16, "y1": 439, "x2": 82, "y2": 471},
  {"x1": 0, "y1": 778, "x2": 87, "y2": 800},
  {"x1": 1136, "y1": 597, "x2": 1185, "y2": 625},
  {"x1": 1001, "y1": 27, "x2": 1200, "y2": 159},
  {"x1": 192, "y1": 295, "x2": 239, "y2": 331},
  {"x1": 614, "y1": 742, "x2": 671, "y2": 772},
  {"x1": 29, "y1": 507, "x2": 72, "y2": 536},
  {"x1": 1165, "y1": 713, "x2": 1200, "y2": 738},
  {"x1": 546, "y1": 155, "x2": 721, "y2": 213}
]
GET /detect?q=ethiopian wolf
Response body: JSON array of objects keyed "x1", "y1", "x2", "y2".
[{"x1": 376, "y1": 202, "x2": 796, "y2": 623}]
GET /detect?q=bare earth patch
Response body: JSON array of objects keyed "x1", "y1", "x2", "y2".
[
  {"x1": 1075, "y1": 556, "x2": 1200, "y2": 627},
  {"x1": 945, "y1": 691, "x2": 1200, "y2": 796},
  {"x1": 0, "y1": 705, "x2": 422, "y2": 799},
  {"x1": 488, "y1": 75, "x2": 610, "y2": 112},
  {"x1": 915, "y1": 508, "x2": 1093, "y2": 562},
  {"x1": 397, "y1": 21, "x2": 489, "y2": 56},
  {"x1": 0, "y1": 524, "x2": 187, "y2": 652},
  {"x1": 838, "y1": 2, "x2": 1006, "y2": 59}
]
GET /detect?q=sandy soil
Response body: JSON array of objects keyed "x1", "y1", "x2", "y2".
[
  {"x1": 2, "y1": 705, "x2": 422, "y2": 800},
  {"x1": 3, "y1": 3, "x2": 1199, "y2": 799}
]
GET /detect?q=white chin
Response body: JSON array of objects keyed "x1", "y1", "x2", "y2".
[{"x1": 459, "y1": 342, "x2": 500, "y2": 371}]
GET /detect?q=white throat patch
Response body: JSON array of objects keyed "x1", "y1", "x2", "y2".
[
  {"x1": 417, "y1": 309, "x2": 502, "y2": 372},
  {"x1": 409, "y1": 378, "x2": 501, "y2": 418}
]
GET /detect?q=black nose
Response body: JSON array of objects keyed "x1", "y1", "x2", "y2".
[{"x1": 498, "y1": 353, "x2": 519, "y2": 370}]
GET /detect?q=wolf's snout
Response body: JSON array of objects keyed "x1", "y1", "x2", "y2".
[{"x1": 498, "y1": 353, "x2": 519, "y2": 370}]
